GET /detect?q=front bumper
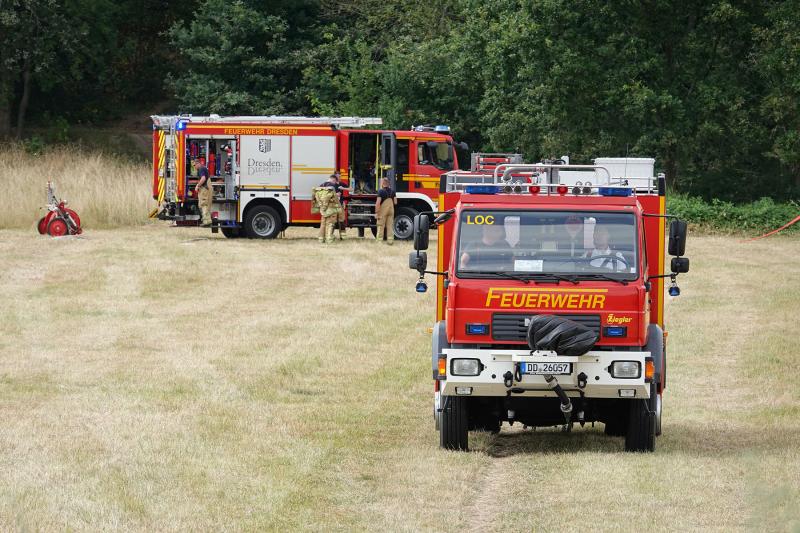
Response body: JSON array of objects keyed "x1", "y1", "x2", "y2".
[{"x1": 440, "y1": 348, "x2": 650, "y2": 399}]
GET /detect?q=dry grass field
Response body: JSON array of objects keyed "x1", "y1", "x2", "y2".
[
  {"x1": 0, "y1": 226, "x2": 798, "y2": 532},
  {"x1": 0, "y1": 145, "x2": 153, "y2": 230}
]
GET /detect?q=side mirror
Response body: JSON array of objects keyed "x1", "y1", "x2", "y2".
[
  {"x1": 671, "y1": 257, "x2": 690, "y2": 274},
  {"x1": 409, "y1": 251, "x2": 428, "y2": 272},
  {"x1": 458, "y1": 141, "x2": 469, "y2": 151},
  {"x1": 668, "y1": 219, "x2": 687, "y2": 256},
  {"x1": 413, "y1": 213, "x2": 430, "y2": 251}
]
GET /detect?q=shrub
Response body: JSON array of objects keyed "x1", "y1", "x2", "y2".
[{"x1": 668, "y1": 194, "x2": 799, "y2": 234}]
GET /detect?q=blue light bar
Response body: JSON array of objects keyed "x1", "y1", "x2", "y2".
[
  {"x1": 466, "y1": 323, "x2": 489, "y2": 335},
  {"x1": 598, "y1": 186, "x2": 632, "y2": 197},
  {"x1": 434, "y1": 125, "x2": 450, "y2": 133},
  {"x1": 464, "y1": 185, "x2": 498, "y2": 195},
  {"x1": 176, "y1": 120, "x2": 188, "y2": 131},
  {"x1": 603, "y1": 326, "x2": 628, "y2": 337}
]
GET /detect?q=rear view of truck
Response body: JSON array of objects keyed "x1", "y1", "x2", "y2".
[{"x1": 408, "y1": 158, "x2": 690, "y2": 452}]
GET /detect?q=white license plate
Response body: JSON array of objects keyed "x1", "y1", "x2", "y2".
[{"x1": 520, "y1": 362, "x2": 572, "y2": 375}]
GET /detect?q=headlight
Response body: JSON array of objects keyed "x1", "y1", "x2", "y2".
[
  {"x1": 451, "y1": 358, "x2": 481, "y2": 376},
  {"x1": 610, "y1": 361, "x2": 641, "y2": 379}
]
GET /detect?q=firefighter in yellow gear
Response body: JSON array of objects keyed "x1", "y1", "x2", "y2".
[
  {"x1": 313, "y1": 186, "x2": 344, "y2": 243},
  {"x1": 375, "y1": 177, "x2": 396, "y2": 244},
  {"x1": 195, "y1": 157, "x2": 212, "y2": 226}
]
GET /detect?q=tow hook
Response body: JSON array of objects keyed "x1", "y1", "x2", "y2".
[
  {"x1": 544, "y1": 374, "x2": 573, "y2": 430},
  {"x1": 577, "y1": 372, "x2": 588, "y2": 389},
  {"x1": 503, "y1": 371, "x2": 514, "y2": 388}
]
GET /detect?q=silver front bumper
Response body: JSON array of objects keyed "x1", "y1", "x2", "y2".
[{"x1": 440, "y1": 348, "x2": 650, "y2": 399}]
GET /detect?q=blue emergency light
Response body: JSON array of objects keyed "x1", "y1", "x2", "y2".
[
  {"x1": 598, "y1": 187, "x2": 632, "y2": 197},
  {"x1": 603, "y1": 326, "x2": 628, "y2": 337},
  {"x1": 435, "y1": 125, "x2": 450, "y2": 133},
  {"x1": 176, "y1": 120, "x2": 188, "y2": 131},
  {"x1": 464, "y1": 185, "x2": 498, "y2": 195},
  {"x1": 466, "y1": 323, "x2": 489, "y2": 335}
]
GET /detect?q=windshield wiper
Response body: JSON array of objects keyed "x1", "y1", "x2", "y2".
[
  {"x1": 573, "y1": 273, "x2": 630, "y2": 285},
  {"x1": 524, "y1": 273, "x2": 580, "y2": 285},
  {"x1": 463, "y1": 271, "x2": 531, "y2": 284}
]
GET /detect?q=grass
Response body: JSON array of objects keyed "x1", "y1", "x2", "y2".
[
  {"x1": 0, "y1": 144, "x2": 153, "y2": 230},
  {"x1": 0, "y1": 226, "x2": 799, "y2": 531}
]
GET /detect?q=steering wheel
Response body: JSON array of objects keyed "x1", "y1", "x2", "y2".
[{"x1": 576, "y1": 254, "x2": 630, "y2": 270}]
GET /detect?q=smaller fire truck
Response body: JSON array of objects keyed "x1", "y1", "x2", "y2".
[
  {"x1": 408, "y1": 158, "x2": 689, "y2": 452},
  {"x1": 150, "y1": 115, "x2": 465, "y2": 239}
]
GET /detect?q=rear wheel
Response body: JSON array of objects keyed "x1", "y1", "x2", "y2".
[
  {"x1": 221, "y1": 227, "x2": 241, "y2": 239},
  {"x1": 244, "y1": 206, "x2": 281, "y2": 239},
  {"x1": 393, "y1": 207, "x2": 417, "y2": 240},
  {"x1": 47, "y1": 217, "x2": 68, "y2": 237},
  {"x1": 439, "y1": 395, "x2": 469, "y2": 451},
  {"x1": 624, "y1": 398, "x2": 656, "y2": 452}
]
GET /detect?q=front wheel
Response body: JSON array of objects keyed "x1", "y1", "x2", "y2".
[
  {"x1": 393, "y1": 207, "x2": 417, "y2": 240},
  {"x1": 439, "y1": 395, "x2": 469, "y2": 451},
  {"x1": 244, "y1": 206, "x2": 281, "y2": 239},
  {"x1": 625, "y1": 397, "x2": 656, "y2": 452}
]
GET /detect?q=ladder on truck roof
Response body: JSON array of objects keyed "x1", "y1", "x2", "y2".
[
  {"x1": 445, "y1": 161, "x2": 661, "y2": 195},
  {"x1": 151, "y1": 115, "x2": 383, "y2": 128}
]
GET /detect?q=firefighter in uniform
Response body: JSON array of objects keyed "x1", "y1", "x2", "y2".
[
  {"x1": 195, "y1": 157, "x2": 212, "y2": 227},
  {"x1": 375, "y1": 177, "x2": 396, "y2": 244},
  {"x1": 314, "y1": 174, "x2": 346, "y2": 243}
]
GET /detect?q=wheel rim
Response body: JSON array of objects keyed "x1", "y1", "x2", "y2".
[
  {"x1": 654, "y1": 393, "x2": 662, "y2": 435},
  {"x1": 252, "y1": 213, "x2": 276, "y2": 236},
  {"x1": 48, "y1": 219, "x2": 68, "y2": 236},
  {"x1": 434, "y1": 390, "x2": 441, "y2": 430},
  {"x1": 394, "y1": 215, "x2": 413, "y2": 240}
]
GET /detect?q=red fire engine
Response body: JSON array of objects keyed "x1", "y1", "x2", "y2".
[
  {"x1": 409, "y1": 158, "x2": 689, "y2": 452},
  {"x1": 150, "y1": 115, "x2": 466, "y2": 239}
]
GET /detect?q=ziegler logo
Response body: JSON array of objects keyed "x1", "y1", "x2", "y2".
[
  {"x1": 258, "y1": 138, "x2": 272, "y2": 153},
  {"x1": 485, "y1": 287, "x2": 607, "y2": 310},
  {"x1": 606, "y1": 314, "x2": 632, "y2": 324}
]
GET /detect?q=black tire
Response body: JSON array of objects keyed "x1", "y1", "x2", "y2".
[
  {"x1": 393, "y1": 207, "x2": 417, "y2": 240},
  {"x1": 439, "y1": 395, "x2": 469, "y2": 451},
  {"x1": 625, "y1": 398, "x2": 656, "y2": 452},
  {"x1": 603, "y1": 407, "x2": 629, "y2": 437},
  {"x1": 244, "y1": 205, "x2": 281, "y2": 239},
  {"x1": 221, "y1": 227, "x2": 241, "y2": 239}
]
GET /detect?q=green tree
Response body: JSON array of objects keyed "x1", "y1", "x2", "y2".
[
  {"x1": 0, "y1": 0, "x2": 77, "y2": 138},
  {"x1": 168, "y1": 0, "x2": 320, "y2": 115}
]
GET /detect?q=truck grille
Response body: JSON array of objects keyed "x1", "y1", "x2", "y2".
[{"x1": 492, "y1": 313, "x2": 601, "y2": 342}]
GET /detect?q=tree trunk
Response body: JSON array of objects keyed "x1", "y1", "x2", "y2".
[
  {"x1": 0, "y1": 99, "x2": 10, "y2": 138},
  {"x1": 15, "y1": 57, "x2": 32, "y2": 140}
]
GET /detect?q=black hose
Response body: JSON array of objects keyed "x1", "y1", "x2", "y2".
[{"x1": 544, "y1": 374, "x2": 573, "y2": 424}]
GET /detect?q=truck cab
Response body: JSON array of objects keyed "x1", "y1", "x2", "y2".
[{"x1": 409, "y1": 159, "x2": 689, "y2": 452}]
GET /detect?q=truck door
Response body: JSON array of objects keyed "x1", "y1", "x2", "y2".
[{"x1": 380, "y1": 132, "x2": 397, "y2": 190}]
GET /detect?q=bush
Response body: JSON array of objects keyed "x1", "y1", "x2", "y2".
[{"x1": 667, "y1": 194, "x2": 799, "y2": 235}]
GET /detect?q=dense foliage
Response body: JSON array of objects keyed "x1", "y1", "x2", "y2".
[{"x1": 2, "y1": 0, "x2": 799, "y2": 202}]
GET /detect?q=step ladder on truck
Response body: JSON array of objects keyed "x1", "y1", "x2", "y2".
[
  {"x1": 150, "y1": 115, "x2": 468, "y2": 239},
  {"x1": 407, "y1": 157, "x2": 690, "y2": 452}
]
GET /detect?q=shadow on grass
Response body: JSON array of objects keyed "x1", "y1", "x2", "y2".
[{"x1": 473, "y1": 421, "x2": 800, "y2": 457}]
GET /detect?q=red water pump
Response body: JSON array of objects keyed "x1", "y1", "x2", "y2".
[{"x1": 37, "y1": 181, "x2": 82, "y2": 236}]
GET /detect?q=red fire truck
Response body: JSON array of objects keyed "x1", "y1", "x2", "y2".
[
  {"x1": 150, "y1": 115, "x2": 465, "y2": 239},
  {"x1": 408, "y1": 158, "x2": 689, "y2": 452}
]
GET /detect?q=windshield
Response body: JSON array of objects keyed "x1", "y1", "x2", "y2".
[
  {"x1": 418, "y1": 141, "x2": 454, "y2": 170},
  {"x1": 456, "y1": 210, "x2": 638, "y2": 278}
]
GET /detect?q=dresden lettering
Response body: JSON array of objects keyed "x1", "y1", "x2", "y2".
[
  {"x1": 485, "y1": 288, "x2": 607, "y2": 310},
  {"x1": 247, "y1": 158, "x2": 282, "y2": 175}
]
